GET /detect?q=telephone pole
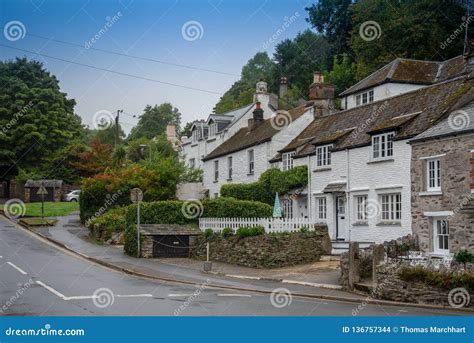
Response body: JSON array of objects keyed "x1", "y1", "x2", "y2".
[{"x1": 115, "y1": 109, "x2": 123, "y2": 147}]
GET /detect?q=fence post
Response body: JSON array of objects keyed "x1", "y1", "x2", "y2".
[
  {"x1": 348, "y1": 242, "x2": 360, "y2": 290},
  {"x1": 372, "y1": 244, "x2": 385, "y2": 289}
]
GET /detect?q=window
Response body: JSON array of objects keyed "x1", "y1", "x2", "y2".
[
  {"x1": 316, "y1": 145, "x2": 332, "y2": 167},
  {"x1": 316, "y1": 197, "x2": 327, "y2": 220},
  {"x1": 356, "y1": 94, "x2": 361, "y2": 106},
  {"x1": 209, "y1": 122, "x2": 218, "y2": 137},
  {"x1": 227, "y1": 156, "x2": 233, "y2": 180},
  {"x1": 248, "y1": 149, "x2": 254, "y2": 175},
  {"x1": 369, "y1": 90, "x2": 374, "y2": 102},
  {"x1": 372, "y1": 132, "x2": 394, "y2": 160},
  {"x1": 381, "y1": 193, "x2": 401, "y2": 221},
  {"x1": 355, "y1": 89, "x2": 374, "y2": 107},
  {"x1": 189, "y1": 158, "x2": 195, "y2": 169},
  {"x1": 434, "y1": 219, "x2": 449, "y2": 253},
  {"x1": 282, "y1": 152, "x2": 295, "y2": 171},
  {"x1": 283, "y1": 200, "x2": 293, "y2": 219},
  {"x1": 214, "y1": 160, "x2": 219, "y2": 182},
  {"x1": 427, "y1": 159, "x2": 441, "y2": 192},
  {"x1": 192, "y1": 129, "x2": 201, "y2": 143},
  {"x1": 355, "y1": 195, "x2": 368, "y2": 221}
]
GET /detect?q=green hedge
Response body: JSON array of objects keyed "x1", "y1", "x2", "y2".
[
  {"x1": 220, "y1": 166, "x2": 308, "y2": 205},
  {"x1": 398, "y1": 266, "x2": 474, "y2": 291},
  {"x1": 88, "y1": 206, "x2": 128, "y2": 242}
]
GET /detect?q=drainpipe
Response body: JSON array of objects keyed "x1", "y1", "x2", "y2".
[
  {"x1": 307, "y1": 155, "x2": 312, "y2": 221},
  {"x1": 346, "y1": 148, "x2": 351, "y2": 242}
]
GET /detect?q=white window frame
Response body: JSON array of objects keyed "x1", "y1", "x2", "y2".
[
  {"x1": 227, "y1": 156, "x2": 233, "y2": 180},
  {"x1": 372, "y1": 132, "x2": 394, "y2": 160},
  {"x1": 433, "y1": 218, "x2": 449, "y2": 254},
  {"x1": 214, "y1": 160, "x2": 219, "y2": 182},
  {"x1": 316, "y1": 197, "x2": 327, "y2": 220},
  {"x1": 355, "y1": 89, "x2": 374, "y2": 107},
  {"x1": 283, "y1": 200, "x2": 293, "y2": 219},
  {"x1": 191, "y1": 129, "x2": 200, "y2": 143},
  {"x1": 282, "y1": 151, "x2": 295, "y2": 171},
  {"x1": 380, "y1": 193, "x2": 401, "y2": 222},
  {"x1": 248, "y1": 149, "x2": 254, "y2": 175},
  {"x1": 316, "y1": 144, "x2": 332, "y2": 167},
  {"x1": 355, "y1": 195, "x2": 368, "y2": 221},
  {"x1": 427, "y1": 158, "x2": 441, "y2": 192},
  {"x1": 209, "y1": 122, "x2": 218, "y2": 137}
]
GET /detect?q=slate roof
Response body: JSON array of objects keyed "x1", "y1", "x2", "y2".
[
  {"x1": 340, "y1": 55, "x2": 466, "y2": 96},
  {"x1": 274, "y1": 75, "x2": 474, "y2": 161},
  {"x1": 410, "y1": 100, "x2": 474, "y2": 142},
  {"x1": 202, "y1": 104, "x2": 310, "y2": 161}
]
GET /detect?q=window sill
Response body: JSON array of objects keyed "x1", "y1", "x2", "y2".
[
  {"x1": 226, "y1": 178, "x2": 233, "y2": 181},
  {"x1": 213, "y1": 180, "x2": 219, "y2": 184},
  {"x1": 419, "y1": 191, "x2": 443, "y2": 196},
  {"x1": 207, "y1": 137, "x2": 216, "y2": 142},
  {"x1": 352, "y1": 221, "x2": 368, "y2": 226},
  {"x1": 376, "y1": 221, "x2": 401, "y2": 226},
  {"x1": 313, "y1": 167, "x2": 332, "y2": 172},
  {"x1": 247, "y1": 173, "x2": 254, "y2": 176},
  {"x1": 191, "y1": 143, "x2": 198, "y2": 147},
  {"x1": 367, "y1": 158, "x2": 394, "y2": 165}
]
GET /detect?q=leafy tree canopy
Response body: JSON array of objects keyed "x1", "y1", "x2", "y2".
[{"x1": 128, "y1": 103, "x2": 181, "y2": 141}]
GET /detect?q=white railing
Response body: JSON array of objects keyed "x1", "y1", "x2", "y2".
[{"x1": 199, "y1": 217, "x2": 317, "y2": 233}]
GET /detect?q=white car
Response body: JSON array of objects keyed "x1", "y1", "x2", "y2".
[{"x1": 65, "y1": 190, "x2": 80, "y2": 202}]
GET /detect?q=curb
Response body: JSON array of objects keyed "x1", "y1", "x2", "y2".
[{"x1": 5, "y1": 215, "x2": 473, "y2": 314}]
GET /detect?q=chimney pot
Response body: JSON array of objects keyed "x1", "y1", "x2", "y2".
[{"x1": 313, "y1": 71, "x2": 324, "y2": 84}]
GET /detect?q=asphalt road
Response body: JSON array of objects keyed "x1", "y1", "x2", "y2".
[{"x1": 0, "y1": 217, "x2": 466, "y2": 316}]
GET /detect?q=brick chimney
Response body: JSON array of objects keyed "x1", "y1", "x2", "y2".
[
  {"x1": 464, "y1": 38, "x2": 474, "y2": 75},
  {"x1": 248, "y1": 101, "x2": 264, "y2": 130},
  {"x1": 309, "y1": 71, "x2": 335, "y2": 117},
  {"x1": 166, "y1": 122, "x2": 179, "y2": 149}
]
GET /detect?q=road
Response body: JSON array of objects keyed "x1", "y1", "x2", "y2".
[{"x1": 0, "y1": 216, "x2": 466, "y2": 316}]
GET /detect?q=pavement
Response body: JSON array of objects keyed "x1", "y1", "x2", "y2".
[{"x1": 1, "y1": 215, "x2": 470, "y2": 316}]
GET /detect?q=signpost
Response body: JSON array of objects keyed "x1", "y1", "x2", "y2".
[
  {"x1": 130, "y1": 188, "x2": 143, "y2": 257},
  {"x1": 37, "y1": 182, "x2": 48, "y2": 221}
]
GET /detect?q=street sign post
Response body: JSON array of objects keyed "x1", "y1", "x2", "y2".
[
  {"x1": 37, "y1": 182, "x2": 48, "y2": 221},
  {"x1": 130, "y1": 188, "x2": 143, "y2": 257}
]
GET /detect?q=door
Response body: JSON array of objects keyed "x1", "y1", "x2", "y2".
[
  {"x1": 153, "y1": 235, "x2": 190, "y2": 258},
  {"x1": 433, "y1": 219, "x2": 449, "y2": 254},
  {"x1": 335, "y1": 196, "x2": 346, "y2": 239}
]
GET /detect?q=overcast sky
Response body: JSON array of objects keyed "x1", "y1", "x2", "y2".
[{"x1": 0, "y1": 0, "x2": 311, "y2": 133}]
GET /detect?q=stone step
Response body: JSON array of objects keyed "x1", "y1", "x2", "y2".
[
  {"x1": 330, "y1": 240, "x2": 375, "y2": 255},
  {"x1": 320, "y1": 255, "x2": 341, "y2": 262},
  {"x1": 354, "y1": 282, "x2": 373, "y2": 293}
]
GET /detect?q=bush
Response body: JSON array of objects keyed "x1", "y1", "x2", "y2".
[
  {"x1": 236, "y1": 226, "x2": 265, "y2": 238},
  {"x1": 398, "y1": 266, "x2": 474, "y2": 291},
  {"x1": 221, "y1": 166, "x2": 308, "y2": 205},
  {"x1": 203, "y1": 228, "x2": 214, "y2": 240},
  {"x1": 455, "y1": 250, "x2": 474, "y2": 268},
  {"x1": 222, "y1": 227, "x2": 234, "y2": 238},
  {"x1": 88, "y1": 206, "x2": 128, "y2": 242}
]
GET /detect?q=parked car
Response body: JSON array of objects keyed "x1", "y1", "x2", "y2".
[{"x1": 65, "y1": 190, "x2": 80, "y2": 202}]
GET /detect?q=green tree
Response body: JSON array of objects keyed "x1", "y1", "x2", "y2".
[
  {"x1": 128, "y1": 103, "x2": 181, "y2": 141},
  {"x1": 91, "y1": 122, "x2": 126, "y2": 146},
  {"x1": 180, "y1": 121, "x2": 194, "y2": 138},
  {"x1": 324, "y1": 54, "x2": 356, "y2": 95},
  {"x1": 0, "y1": 58, "x2": 84, "y2": 189}
]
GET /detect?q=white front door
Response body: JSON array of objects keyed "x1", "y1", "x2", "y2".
[
  {"x1": 336, "y1": 196, "x2": 346, "y2": 239},
  {"x1": 433, "y1": 219, "x2": 449, "y2": 254}
]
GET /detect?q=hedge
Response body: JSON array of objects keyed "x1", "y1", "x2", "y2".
[{"x1": 220, "y1": 166, "x2": 308, "y2": 205}]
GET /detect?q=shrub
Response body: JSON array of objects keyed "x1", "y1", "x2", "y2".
[
  {"x1": 300, "y1": 225, "x2": 310, "y2": 233},
  {"x1": 398, "y1": 266, "x2": 474, "y2": 291},
  {"x1": 455, "y1": 250, "x2": 474, "y2": 268},
  {"x1": 88, "y1": 206, "x2": 128, "y2": 242},
  {"x1": 236, "y1": 226, "x2": 265, "y2": 238},
  {"x1": 203, "y1": 228, "x2": 214, "y2": 240},
  {"x1": 236, "y1": 227, "x2": 250, "y2": 238},
  {"x1": 221, "y1": 166, "x2": 308, "y2": 205},
  {"x1": 222, "y1": 227, "x2": 234, "y2": 238}
]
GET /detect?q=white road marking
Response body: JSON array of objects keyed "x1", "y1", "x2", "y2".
[
  {"x1": 225, "y1": 274, "x2": 260, "y2": 280},
  {"x1": 36, "y1": 281, "x2": 67, "y2": 300},
  {"x1": 7, "y1": 262, "x2": 27, "y2": 275},
  {"x1": 168, "y1": 294, "x2": 195, "y2": 297},
  {"x1": 217, "y1": 293, "x2": 252, "y2": 297},
  {"x1": 115, "y1": 294, "x2": 153, "y2": 298},
  {"x1": 282, "y1": 279, "x2": 343, "y2": 290}
]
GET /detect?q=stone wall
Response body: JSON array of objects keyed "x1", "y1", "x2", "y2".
[
  {"x1": 411, "y1": 134, "x2": 474, "y2": 253},
  {"x1": 192, "y1": 227, "x2": 331, "y2": 269}
]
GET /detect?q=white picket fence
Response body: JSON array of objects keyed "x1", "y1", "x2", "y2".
[{"x1": 199, "y1": 217, "x2": 316, "y2": 233}]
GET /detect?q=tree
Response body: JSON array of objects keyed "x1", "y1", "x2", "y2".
[
  {"x1": 91, "y1": 122, "x2": 126, "y2": 146},
  {"x1": 128, "y1": 103, "x2": 181, "y2": 141},
  {"x1": 180, "y1": 121, "x2": 194, "y2": 139},
  {"x1": 324, "y1": 54, "x2": 356, "y2": 95},
  {"x1": 305, "y1": 0, "x2": 355, "y2": 56},
  {"x1": 0, "y1": 58, "x2": 84, "y2": 191},
  {"x1": 349, "y1": 0, "x2": 466, "y2": 79},
  {"x1": 72, "y1": 138, "x2": 112, "y2": 177}
]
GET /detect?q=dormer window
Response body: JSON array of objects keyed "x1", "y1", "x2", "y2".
[
  {"x1": 209, "y1": 122, "x2": 218, "y2": 137},
  {"x1": 282, "y1": 152, "x2": 295, "y2": 171},
  {"x1": 372, "y1": 132, "x2": 394, "y2": 160},
  {"x1": 355, "y1": 89, "x2": 374, "y2": 106},
  {"x1": 192, "y1": 129, "x2": 201, "y2": 143},
  {"x1": 316, "y1": 144, "x2": 333, "y2": 167}
]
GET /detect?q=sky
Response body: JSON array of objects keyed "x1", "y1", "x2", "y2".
[{"x1": 0, "y1": 0, "x2": 312, "y2": 133}]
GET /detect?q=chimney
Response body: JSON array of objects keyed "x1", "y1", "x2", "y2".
[
  {"x1": 309, "y1": 71, "x2": 335, "y2": 117},
  {"x1": 248, "y1": 101, "x2": 264, "y2": 130},
  {"x1": 166, "y1": 122, "x2": 176, "y2": 140},
  {"x1": 279, "y1": 77, "x2": 288, "y2": 98},
  {"x1": 464, "y1": 38, "x2": 474, "y2": 75}
]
